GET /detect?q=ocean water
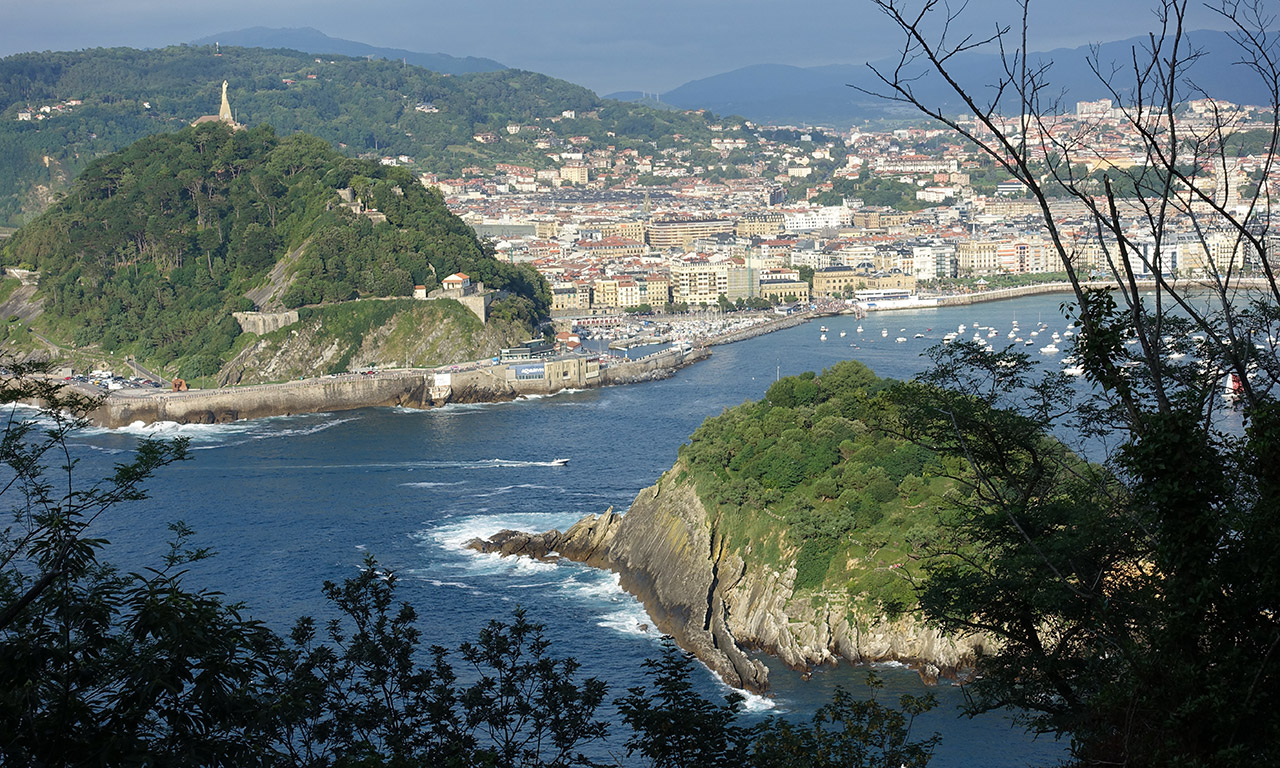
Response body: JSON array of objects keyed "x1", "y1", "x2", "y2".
[{"x1": 69, "y1": 294, "x2": 1077, "y2": 766}]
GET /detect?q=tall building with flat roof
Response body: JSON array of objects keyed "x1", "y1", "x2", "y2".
[{"x1": 647, "y1": 218, "x2": 735, "y2": 250}]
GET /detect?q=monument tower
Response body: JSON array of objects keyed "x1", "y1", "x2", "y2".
[
  {"x1": 218, "y1": 80, "x2": 233, "y2": 122},
  {"x1": 192, "y1": 80, "x2": 243, "y2": 129}
]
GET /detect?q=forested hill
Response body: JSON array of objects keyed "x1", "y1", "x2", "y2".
[
  {"x1": 0, "y1": 45, "x2": 738, "y2": 226},
  {"x1": 678, "y1": 361, "x2": 959, "y2": 609},
  {"x1": 1, "y1": 122, "x2": 548, "y2": 379}
]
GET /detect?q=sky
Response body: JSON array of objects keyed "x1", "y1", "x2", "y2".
[{"x1": 0, "y1": 0, "x2": 1235, "y2": 95}]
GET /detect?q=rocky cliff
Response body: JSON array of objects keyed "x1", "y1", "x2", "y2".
[{"x1": 470, "y1": 465, "x2": 989, "y2": 693}]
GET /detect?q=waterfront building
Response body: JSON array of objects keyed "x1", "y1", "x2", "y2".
[
  {"x1": 957, "y1": 239, "x2": 1003, "y2": 276},
  {"x1": 757, "y1": 278, "x2": 810, "y2": 304},
  {"x1": 812, "y1": 265, "x2": 863, "y2": 297},
  {"x1": 637, "y1": 274, "x2": 671, "y2": 307},
  {"x1": 669, "y1": 262, "x2": 755, "y2": 305}
]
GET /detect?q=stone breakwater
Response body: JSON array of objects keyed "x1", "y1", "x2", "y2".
[
  {"x1": 468, "y1": 468, "x2": 988, "y2": 693},
  {"x1": 697, "y1": 310, "x2": 816, "y2": 347},
  {"x1": 87, "y1": 347, "x2": 710, "y2": 428}
]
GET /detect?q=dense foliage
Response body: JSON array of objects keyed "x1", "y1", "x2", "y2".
[
  {"x1": 810, "y1": 172, "x2": 930, "y2": 211},
  {"x1": 894, "y1": 305, "x2": 1280, "y2": 767},
  {"x1": 677, "y1": 360, "x2": 961, "y2": 607},
  {"x1": 618, "y1": 641, "x2": 938, "y2": 768},
  {"x1": 864, "y1": 0, "x2": 1280, "y2": 762},
  {"x1": 0, "y1": 45, "x2": 743, "y2": 226},
  {"x1": 0, "y1": 122, "x2": 547, "y2": 375}
]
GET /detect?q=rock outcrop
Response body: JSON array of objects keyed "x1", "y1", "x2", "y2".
[{"x1": 470, "y1": 466, "x2": 988, "y2": 693}]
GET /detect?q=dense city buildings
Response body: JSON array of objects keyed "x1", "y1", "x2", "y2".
[{"x1": 396, "y1": 97, "x2": 1280, "y2": 314}]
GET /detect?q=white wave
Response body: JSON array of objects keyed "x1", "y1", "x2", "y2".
[
  {"x1": 567, "y1": 573, "x2": 660, "y2": 639},
  {"x1": 472, "y1": 482, "x2": 561, "y2": 498},
  {"x1": 424, "y1": 579, "x2": 473, "y2": 589},
  {"x1": 76, "y1": 443, "x2": 128, "y2": 455},
  {"x1": 566, "y1": 571, "x2": 629, "y2": 601},
  {"x1": 264, "y1": 417, "x2": 356, "y2": 439},
  {"x1": 512, "y1": 557, "x2": 559, "y2": 574},
  {"x1": 426, "y1": 401, "x2": 499, "y2": 413},
  {"x1": 188, "y1": 439, "x2": 253, "y2": 451},
  {"x1": 423, "y1": 511, "x2": 577, "y2": 555},
  {"x1": 517, "y1": 388, "x2": 584, "y2": 401},
  {"x1": 89, "y1": 419, "x2": 257, "y2": 441},
  {"x1": 596, "y1": 605, "x2": 655, "y2": 637},
  {"x1": 871, "y1": 660, "x2": 909, "y2": 670},
  {"x1": 80, "y1": 414, "x2": 355, "y2": 446},
  {"x1": 400, "y1": 481, "x2": 467, "y2": 488},
  {"x1": 738, "y1": 690, "x2": 780, "y2": 713}
]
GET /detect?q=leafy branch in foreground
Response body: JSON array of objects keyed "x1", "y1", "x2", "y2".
[{"x1": 618, "y1": 640, "x2": 939, "y2": 768}]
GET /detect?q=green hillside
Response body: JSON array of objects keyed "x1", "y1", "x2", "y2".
[
  {"x1": 677, "y1": 360, "x2": 965, "y2": 612},
  {"x1": 0, "y1": 45, "x2": 747, "y2": 226},
  {"x1": 0, "y1": 122, "x2": 547, "y2": 378}
]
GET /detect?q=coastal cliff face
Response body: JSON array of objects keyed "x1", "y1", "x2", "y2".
[{"x1": 471, "y1": 465, "x2": 988, "y2": 693}]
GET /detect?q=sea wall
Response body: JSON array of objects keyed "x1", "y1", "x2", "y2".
[
  {"x1": 699, "y1": 311, "x2": 814, "y2": 346},
  {"x1": 90, "y1": 346, "x2": 711, "y2": 427},
  {"x1": 470, "y1": 467, "x2": 988, "y2": 693},
  {"x1": 94, "y1": 373, "x2": 436, "y2": 426}
]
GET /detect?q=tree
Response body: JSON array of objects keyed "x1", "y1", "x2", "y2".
[
  {"x1": 0, "y1": 362, "x2": 608, "y2": 768},
  {"x1": 0, "y1": 359, "x2": 279, "y2": 765},
  {"x1": 270, "y1": 567, "x2": 609, "y2": 768},
  {"x1": 616, "y1": 640, "x2": 750, "y2": 768},
  {"x1": 618, "y1": 641, "x2": 939, "y2": 768},
  {"x1": 865, "y1": 0, "x2": 1280, "y2": 764},
  {"x1": 751, "y1": 675, "x2": 939, "y2": 768}
]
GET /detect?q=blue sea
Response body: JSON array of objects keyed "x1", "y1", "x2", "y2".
[{"x1": 71, "y1": 294, "x2": 1079, "y2": 766}]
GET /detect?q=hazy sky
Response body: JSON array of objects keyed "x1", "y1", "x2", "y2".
[{"x1": 0, "y1": 0, "x2": 1234, "y2": 94}]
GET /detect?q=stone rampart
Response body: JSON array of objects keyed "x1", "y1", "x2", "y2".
[{"x1": 93, "y1": 373, "x2": 431, "y2": 427}]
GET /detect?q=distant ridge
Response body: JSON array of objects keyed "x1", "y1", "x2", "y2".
[
  {"x1": 192, "y1": 27, "x2": 505, "y2": 75},
  {"x1": 635, "y1": 29, "x2": 1274, "y2": 127}
]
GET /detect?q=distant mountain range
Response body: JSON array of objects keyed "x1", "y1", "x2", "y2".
[
  {"x1": 609, "y1": 29, "x2": 1275, "y2": 127},
  {"x1": 192, "y1": 27, "x2": 506, "y2": 75}
]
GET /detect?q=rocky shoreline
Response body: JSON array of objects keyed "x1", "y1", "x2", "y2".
[{"x1": 468, "y1": 467, "x2": 989, "y2": 693}]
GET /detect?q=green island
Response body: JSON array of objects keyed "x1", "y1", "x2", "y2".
[
  {"x1": 677, "y1": 360, "x2": 948, "y2": 610},
  {"x1": 470, "y1": 359, "x2": 1000, "y2": 694}
]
